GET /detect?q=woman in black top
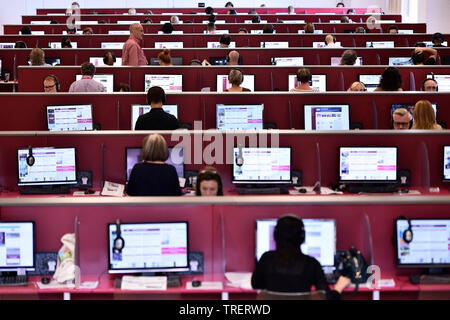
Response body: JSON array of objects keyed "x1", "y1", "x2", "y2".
[
  {"x1": 225, "y1": 68, "x2": 251, "y2": 92},
  {"x1": 127, "y1": 134, "x2": 181, "y2": 196},
  {"x1": 251, "y1": 215, "x2": 351, "y2": 299}
]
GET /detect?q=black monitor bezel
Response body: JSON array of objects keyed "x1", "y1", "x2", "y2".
[
  {"x1": 46, "y1": 104, "x2": 94, "y2": 132},
  {"x1": 0, "y1": 221, "x2": 36, "y2": 272}
]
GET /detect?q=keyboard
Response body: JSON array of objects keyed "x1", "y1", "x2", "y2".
[
  {"x1": 236, "y1": 187, "x2": 289, "y2": 195},
  {"x1": 0, "y1": 275, "x2": 29, "y2": 287},
  {"x1": 325, "y1": 273, "x2": 338, "y2": 284},
  {"x1": 20, "y1": 186, "x2": 71, "y2": 195},
  {"x1": 410, "y1": 274, "x2": 450, "y2": 284},
  {"x1": 348, "y1": 185, "x2": 398, "y2": 194}
]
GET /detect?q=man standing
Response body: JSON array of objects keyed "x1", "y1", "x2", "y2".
[{"x1": 122, "y1": 23, "x2": 148, "y2": 66}]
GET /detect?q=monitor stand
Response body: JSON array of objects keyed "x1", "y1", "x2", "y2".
[
  {"x1": 236, "y1": 184, "x2": 289, "y2": 195},
  {"x1": 347, "y1": 184, "x2": 398, "y2": 194},
  {"x1": 409, "y1": 268, "x2": 450, "y2": 284}
]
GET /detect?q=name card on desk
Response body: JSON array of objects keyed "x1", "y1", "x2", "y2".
[
  {"x1": 101, "y1": 181, "x2": 125, "y2": 197},
  {"x1": 121, "y1": 276, "x2": 167, "y2": 290}
]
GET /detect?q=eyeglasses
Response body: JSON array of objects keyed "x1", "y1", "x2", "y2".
[
  {"x1": 44, "y1": 83, "x2": 56, "y2": 89},
  {"x1": 424, "y1": 85, "x2": 438, "y2": 91},
  {"x1": 394, "y1": 121, "x2": 410, "y2": 127}
]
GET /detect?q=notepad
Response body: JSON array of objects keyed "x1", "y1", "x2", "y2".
[{"x1": 121, "y1": 276, "x2": 167, "y2": 290}]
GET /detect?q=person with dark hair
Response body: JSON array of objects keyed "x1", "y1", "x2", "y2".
[
  {"x1": 158, "y1": 48, "x2": 173, "y2": 66},
  {"x1": 61, "y1": 36, "x2": 73, "y2": 48},
  {"x1": 20, "y1": 26, "x2": 31, "y2": 35},
  {"x1": 162, "y1": 22, "x2": 174, "y2": 34},
  {"x1": 69, "y1": 62, "x2": 106, "y2": 92},
  {"x1": 336, "y1": 2, "x2": 345, "y2": 7},
  {"x1": 205, "y1": 6, "x2": 214, "y2": 15},
  {"x1": 347, "y1": 8, "x2": 355, "y2": 14},
  {"x1": 251, "y1": 215, "x2": 351, "y2": 298},
  {"x1": 388, "y1": 25, "x2": 398, "y2": 34},
  {"x1": 225, "y1": 2, "x2": 234, "y2": 7},
  {"x1": 355, "y1": 26, "x2": 365, "y2": 33},
  {"x1": 206, "y1": 22, "x2": 216, "y2": 34},
  {"x1": 414, "y1": 41, "x2": 427, "y2": 48},
  {"x1": 145, "y1": 10, "x2": 153, "y2": 15},
  {"x1": 43, "y1": 74, "x2": 60, "y2": 93},
  {"x1": 252, "y1": 15, "x2": 261, "y2": 23},
  {"x1": 262, "y1": 24, "x2": 274, "y2": 34},
  {"x1": 290, "y1": 68, "x2": 317, "y2": 92},
  {"x1": 304, "y1": 23, "x2": 315, "y2": 33},
  {"x1": 375, "y1": 67, "x2": 403, "y2": 91},
  {"x1": 411, "y1": 47, "x2": 437, "y2": 65},
  {"x1": 227, "y1": 9, "x2": 237, "y2": 15},
  {"x1": 122, "y1": 23, "x2": 148, "y2": 66},
  {"x1": 195, "y1": 167, "x2": 223, "y2": 196},
  {"x1": 50, "y1": 20, "x2": 58, "y2": 24},
  {"x1": 238, "y1": 28, "x2": 248, "y2": 34},
  {"x1": 208, "y1": 14, "x2": 216, "y2": 23},
  {"x1": 340, "y1": 16, "x2": 350, "y2": 23},
  {"x1": 287, "y1": 5, "x2": 295, "y2": 14},
  {"x1": 219, "y1": 34, "x2": 231, "y2": 48},
  {"x1": 98, "y1": 20, "x2": 107, "y2": 24},
  {"x1": 14, "y1": 41, "x2": 27, "y2": 48},
  {"x1": 135, "y1": 86, "x2": 180, "y2": 130},
  {"x1": 103, "y1": 51, "x2": 116, "y2": 66},
  {"x1": 117, "y1": 83, "x2": 130, "y2": 92},
  {"x1": 83, "y1": 27, "x2": 93, "y2": 35},
  {"x1": 432, "y1": 32, "x2": 445, "y2": 47},
  {"x1": 422, "y1": 78, "x2": 438, "y2": 92},
  {"x1": 340, "y1": 49, "x2": 358, "y2": 65},
  {"x1": 143, "y1": 18, "x2": 153, "y2": 24}
]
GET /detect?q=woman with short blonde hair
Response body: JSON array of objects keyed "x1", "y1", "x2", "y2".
[
  {"x1": 141, "y1": 134, "x2": 170, "y2": 162},
  {"x1": 29, "y1": 48, "x2": 46, "y2": 66},
  {"x1": 412, "y1": 100, "x2": 442, "y2": 130}
]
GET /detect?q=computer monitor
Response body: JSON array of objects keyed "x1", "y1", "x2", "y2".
[
  {"x1": 76, "y1": 74, "x2": 114, "y2": 93},
  {"x1": 216, "y1": 104, "x2": 264, "y2": 130},
  {"x1": 389, "y1": 57, "x2": 413, "y2": 66},
  {"x1": 260, "y1": 42, "x2": 289, "y2": 48},
  {"x1": 20, "y1": 31, "x2": 45, "y2": 35},
  {"x1": 107, "y1": 221, "x2": 189, "y2": 274},
  {"x1": 207, "y1": 41, "x2": 236, "y2": 49},
  {"x1": 427, "y1": 74, "x2": 450, "y2": 92},
  {"x1": 144, "y1": 74, "x2": 183, "y2": 92},
  {"x1": 17, "y1": 147, "x2": 77, "y2": 186},
  {"x1": 365, "y1": 41, "x2": 395, "y2": 48},
  {"x1": 398, "y1": 30, "x2": 414, "y2": 34},
  {"x1": 312, "y1": 41, "x2": 342, "y2": 48},
  {"x1": 304, "y1": 105, "x2": 350, "y2": 130},
  {"x1": 154, "y1": 42, "x2": 184, "y2": 49},
  {"x1": 203, "y1": 30, "x2": 229, "y2": 34},
  {"x1": 210, "y1": 57, "x2": 228, "y2": 65},
  {"x1": 30, "y1": 21, "x2": 51, "y2": 25},
  {"x1": 271, "y1": 57, "x2": 304, "y2": 66},
  {"x1": 49, "y1": 42, "x2": 78, "y2": 48},
  {"x1": 131, "y1": 104, "x2": 178, "y2": 130},
  {"x1": 255, "y1": 219, "x2": 336, "y2": 268},
  {"x1": 216, "y1": 74, "x2": 255, "y2": 92},
  {"x1": 358, "y1": 74, "x2": 381, "y2": 92},
  {"x1": 0, "y1": 222, "x2": 35, "y2": 272},
  {"x1": 108, "y1": 30, "x2": 129, "y2": 35},
  {"x1": 288, "y1": 74, "x2": 327, "y2": 92},
  {"x1": 423, "y1": 41, "x2": 448, "y2": 47},
  {"x1": 62, "y1": 30, "x2": 83, "y2": 35},
  {"x1": 298, "y1": 30, "x2": 323, "y2": 34},
  {"x1": 443, "y1": 146, "x2": 450, "y2": 182},
  {"x1": 331, "y1": 57, "x2": 363, "y2": 66},
  {"x1": 0, "y1": 58, "x2": 2, "y2": 76},
  {"x1": 101, "y1": 42, "x2": 124, "y2": 49},
  {"x1": 125, "y1": 147, "x2": 184, "y2": 182},
  {"x1": 232, "y1": 147, "x2": 292, "y2": 184},
  {"x1": 117, "y1": 20, "x2": 141, "y2": 24},
  {"x1": 150, "y1": 57, "x2": 183, "y2": 65},
  {"x1": 395, "y1": 218, "x2": 450, "y2": 268},
  {"x1": 391, "y1": 103, "x2": 437, "y2": 123},
  {"x1": 46, "y1": 104, "x2": 93, "y2": 131},
  {"x1": 339, "y1": 147, "x2": 398, "y2": 184},
  {"x1": 89, "y1": 57, "x2": 122, "y2": 67},
  {"x1": 0, "y1": 43, "x2": 15, "y2": 49}
]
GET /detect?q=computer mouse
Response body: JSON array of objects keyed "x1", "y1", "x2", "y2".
[
  {"x1": 192, "y1": 280, "x2": 202, "y2": 287},
  {"x1": 84, "y1": 189, "x2": 95, "y2": 195},
  {"x1": 41, "y1": 277, "x2": 50, "y2": 285},
  {"x1": 401, "y1": 189, "x2": 409, "y2": 194},
  {"x1": 299, "y1": 188, "x2": 307, "y2": 194}
]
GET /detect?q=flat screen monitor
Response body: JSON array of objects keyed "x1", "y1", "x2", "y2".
[
  {"x1": 358, "y1": 74, "x2": 381, "y2": 92},
  {"x1": 389, "y1": 57, "x2": 413, "y2": 66},
  {"x1": 89, "y1": 57, "x2": 122, "y2": 67},
  {"x1": 423, "y1": 41, "x2": 448, "y2": 47},
  {"x1": 101, "y1": 42, "x2": 124, "y2": 49},
  {"x1": 0, "y1": 43, "x2": 15, "y2": 49},
  {"x1": 271, "y1": 57, "x2": 304, "y2": 66},
  {"x1": 0, "y1": 58, "x2": 2, "y2": 75},
  {"x1": 304, "y1": 105, "x2": 350, "y2": 130},
  {"x1": 17, "y1": 147, "x2": 77, "y2": 186},
  {"x1": 331, "y1": 57, "x2": 363, "y2": 66},
  {"x1": 108, "y1": 30, "x2": 129, "y2": 35},
  {"x1": 20, "y1": 31, "x2": 45, "y2": 35},
  {"x1": 298, "y1": 30, "x2": 323, "y2": 34},
  {"x1": 131, "y1": 104, "x2": 178, "y2": 130},
  {"x1": 117, "y1": 20, "x2": 140, "y2": 24},
  {"x1": 312, "y1": 41, "x2": 341, "y2": 48},
  {"x1": 207, "y1": 41, "x2": 236, "y2": 49},
  {"x1": 108, "y1": 221, "x2": 189, "y2": 274},
  {"x1": 30, "y1": 21, "x2": 51, "y2": 25},
  {"x1": 232, "y1": 147, "x2": 292, "y2": 184},
  {"x1": 150, "y1": 57, "x2": 183, "y2": 65},
  {"x1": 144, "y1": 74, "x2": 183, "y2": 92},
  {"x1": 395, "y1": 218, "x2": 450, "y2": 268},
  {"x1": 47, "y1": 104, "x2": 93, "y2": 131},
  {"x1": 260, "y1": 42, "x2": 289, "y2": 48},
  {"x1": 288, "y1": 74, "x2": 327, "y2": 92},
  {"x1": 49, "y1": 42, "x2": 78, "y2": 48},
  {"x1": 154, "y1": 42, "x2": 184, "y2": 49},
  {"x1": 76, "y1": 74, "x2": 114, "y2": 93},
  {"x1": 0, "y1": 222, "x2": 35, "y2": 272},
  {"x1": 365, "y1": 41, "x2": 395, "y2": 48},
  {"x1": 62, "y1": 30, "x2": 83, "y2": 35},
  {"x1": 444, "y1": 146, "x2": 450, "y2": 182},
  {"x1": 427, "y1": 74, "x2": 450, "y2": 92},
  {"x1": 216, "y1": 104, "x2": 264, "y2": 130},
  {"x1": 125, "y1": 147, "x2": 184, "y2": 182},
  {"x1": 398, "y1": 30, "x2": 414, "y2": 34},
  {"x1": 339, "y1": 147, "x2": 398, "y2": 184},
  {"x1": 210, "y1": 57, "x2": 228, "y2": 65},
  {"x1": 256, "y1": 219, "x2": 336, "y2": 268},
  {"x1": 204, "y1": 30, "x2": 229, "y2": 34},
  {"x1": 216, "y1": 74, "x2": 255, "y2": 92},
  {"x1": 391, "y1": 103, "x2": 437, "y2": 122}
]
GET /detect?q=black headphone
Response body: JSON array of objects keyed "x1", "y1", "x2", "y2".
[
  {"x1": 147, "y1": 86, "x2": 166, "y2": 104},
  {"x1": 421, "y1": 78, "x2": 438, "y2": 91},
  {"x1": 399, "y1": 216, "x2": 413, "y2": 244},
  {"x1": 26, "y1": 146, "x2": 35, "y2": 166},
  {"x1": 196, "y1": 169, "x2": 224, "y2": 196},
  {"x1": 235, "y1": 145, "x2": 244, "y2": 167},
  {"x1": 325, "y1": 36, "x2": 337, "y2": 46},
  {"x1": 112, "y1": 219, "x2": 125, "y2": 255},
  {"x1": 226, "y1": 52, "x2": 242, "y2": 65},
  {"x1": 274, "y1": 214, "x2": 306, "y2": 246},
  {"x1": 228, "y1": 67, "x2": 244, "y2": 83},
  {"x1": 43, "y1": 75, "x2": 60, "y2": 92},
  {"x1": 103, "y1": 51, "x2": 116, "y2": 65}
]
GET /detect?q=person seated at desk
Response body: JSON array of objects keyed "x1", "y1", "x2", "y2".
[
  {"x1": 61, "y1": 36, "x2": 73, "y2": 48},
  {"x1": 43, "y1": 74, "x2": 60, "y2": 93},
  {"x1": 339, "y1": 49, "x2": 357, "y2": 65},
  {"x1": 227, "y1": 50, "x2": 240, "y2": 65},
  {"x1": 374, "y1": 67, "x2": 403, "y2": 91},
  {"x1": 225, "y1": 68, "x2": 251, "y2": 92},
  {"x1": 170, "y1": 16, "x2": 180, "y2": 24},
  {"x1": 128, "y1": 8, "x2": 136, "y2": 15},
  {"x1": 195, "y1": 167, "x2": 224, "y2": 196},
  {"x1": 135, "y1": 86, "x2": 180, "y2": 130},
  {"x1": 206, "y1": 22, "x2": 216, "y2": 34},
  {"x1": 29, "y1": 48, "x2": 51, "y2": 66},
  {"x1": 290, "y1": 68, "x2": 318, "y2": 92},
  {"x1": 411, "y1": 100, "x2": 443, "y2": 130},
  {"x1": 263, "y1": 24, "x2": 275, "y2": 34},
  {"x1": 347, "y1": 81, "x2": 366, "y2": 92},
  {"x1": 304, "y1": 23, "x2": 315, "y2": 34},
  {"x1": 251, "y1": 215, "x2": 351, "y2": 299},
  {"x1": 422, "y1": 78, "x2": 438, "y2": 92},
  {"x1": 69, "y1": 62, "x2": 106, "y2": 92},
  {"x1": 392, "y1": 108, "x2": 412, "y2": 130},
  {"x1": 83, "y1": 27, "x2": 93, "y2": 35},
  {"x1": 103, "y1": 51, "x2": 116, "y2": 66},
  {"x1": 219, "y1": 34, "x2": 232, "y2": 48},
  {"x1": 117, "y1": 82, "x2": 130, "y2": 92},
  {"x1": 411, "y1": 47, "x2": 438, "y2": 65},
  {"x1": 158, "y1": 48, "x2": 173, "y2": 66},
  {"x1": 324, "y1": 34, "x2": 342, "y2": 48},
  {"x1": 388, "y1": 25, "x2": 398, "y2": 34},
  {"x1": 431, "y1": 32, "x2": 446, "y2": 47},
  {"x1": 238, "y1": 28, "x2": 249, "y2": 34},
  {"x1": 162, "y1": 22, "x2": 174, "y2": 34},
  {"x1": 127, "y1": 134, "x2": 182, "y2": 197},
  {"x1": 15, "y1": 41, "x2": 27, "y2": 48}
]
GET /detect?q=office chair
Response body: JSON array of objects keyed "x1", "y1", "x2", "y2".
[{"x1": 257, "y1": 290, "x2": 326, "y2": 300}]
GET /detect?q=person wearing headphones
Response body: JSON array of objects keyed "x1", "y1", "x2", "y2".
[
  {"x1": 422, "y1": 78, "x2": 438, "y2": 92},
  {"x1": 157, "y1": 48, "x2": 173, "y2": 66},
  {"x1": 324, "y1": 34, "x2": 341, "y2": 47},
  {"x1": 227, "y1": 50, "x2": 240, "y2": 65},
  {"x1": 43, "y1": 75, "x2": 60, "y2": 93},
  {"x1": 347, "y1": 81, "x2": 366, "y2": 92},
  {"x1": 392, "y1": 108, "x2": 412, "y2": 130},
  {"x1": 195, "y1": 167, "x2": 224, "y2": 196},
  {"x1": 225, "y1": 68, "x2": 251, "y2": 92},
  {"x1": 219, "y1": 34, "x2": 231, "y2": 48},
  {"x1": 135, "y1": 86, "x2": 180, "y2": 130},
  {"x1": 251, "y1": 215, "x2": 351, "y2": 299},
  {"x1": 411, "y1": 47, "x2": 437, "y2": 65},
  {"x1": 291, "y1": 68, "x2": 317, "y2": 92}
]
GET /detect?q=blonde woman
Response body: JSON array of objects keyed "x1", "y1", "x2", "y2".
[{"x1": 412, "y1": 100, "x2": 442, "y2": 130}]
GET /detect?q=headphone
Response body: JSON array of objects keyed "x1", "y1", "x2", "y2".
[
  {"x1": 399, "y1": 216, "x2": 413, "y2": 244},
  {"x1": 235, "y1": 144, "x2": 244, "y2": 167},
  {"x1": 26, "y1": 145, "x2": 35, "y2": 166},
  {"x1": 226, "y1": 52, "x2": 243, "y2": 65},
  {"x1": 43, "y1": 75, "x2": 60, "y2": 92},
  {"x1": 296, "y1": 70, "x2": 312, "y2": 83},
  {"x1": 112, "y1": 219, "x2": 125, "y2": 255},
  {"x1": 196, "y1": 169, "x2": 224, "y2": 196},
  {"x1": 274, "y1": 214, "x2": 306, "y2": 246},
  {"x1": 147, "y1": 86, "x2": 166, "y2": 104},
  {"x1": 103, "y1": 51, "x2": 116, "y2": 65},
  {"x1": 421, "y1": 78, "x2": 438, "y2": 91},
  {"x1": 228, "y1": 67, "x2": 244, "y2": 83},
  {"x1": 325, "y1": 36, "x2": 337, "y2": 46}
]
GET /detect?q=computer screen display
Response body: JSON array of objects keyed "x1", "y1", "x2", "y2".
[
  {"x1": 0, "y1": 43, "x2": 15, "y2": 49},
  {"x1": 216, "y1": 104, "x2": 264, "y2": 130},
  {"x1": 20, "y1": 31, "x2": 45, "y2": 35},
  {"x1": 391, "y1": 103, "x2": 437, "y2": 122},
  {"x1": 210, "y1": 57, "x2": 228, "y2": 65},
  {"x1": 203, "y1": 30, "x2": 229, "y2": 34},
  {"x1": 216, "y1": 74, "x2": 255, "y2": 92},
  {"x1": 150, "y1": 57, "x2": 183, "y2": 65},
  {"x1": 0, "y1": 58, "x2": 2, "y2": 75},
  {"x1": 271, "y1": 57, "x2": 304, "y2": 66},
  {"x1": 443, "y1": 146, "x2": 450, "y2": 182},
  {"x1": 30, "y1": 21, "x2": 51, "y2": 25},
  {"x1": 125, "y1": 147, "x2": 184, "y2": 182},
  {"x1": 117, "y1": 20, "x2": 141, "y2": 24},
  {"x1": 423, "y1": 41, "x2": 448, "y2": 47},
  {"x1": 47, "y1": 104, "x2": 93, "y2": 131},
  {"x1": 144, "y1": 74, "x2": 183, "y2": 92},
  {"x1": 131, "y1": 104, "x2": 178, "y2": 130},
  {"x1": 49, "y1": 42, "x2": 78, "y2": 49},
  {"x1": 365, "y1": 41, "x2": 395, "y2": 48},
  {"x1": 298, "y1": 30, "x2": 323, "y2": 34},
  {"x1": 154, "y1": 42, "x2": 184, "y2": 49},
  {"x1": 339, "y1": 147, "x2": 398, "y2": 183},
  {"x1": 304, "y1": 105, "x2": 350, "y2": 130},
  {"x1": 331, "y1": 57, "x2": 363, "y2": 66},
  {"x1": 288, "y1": 74, "x2": 327, "y2": 92},
  {"x1": 76, "y1": 74, "x2": 114, "y2": 93},
  {"x1": 108, "y1": 221, "x2": 189, "y2": 274},
  {"x1": 256, "y1": 219, "x2": 336, "y2": 267},
  {"x1": 232, "y1": 147, "x2": 292, "y2": 184},
  {"x1": 108, "y1": 30, "x2": 129, "y2": 35},
  {"x1": 398, "y1": 30, "x2": 414, "y2": 34},
  {"x1": 389, "y1": 57, "x2": 413, "y2": 66},
  {"x1": 312, "y1": 41, "x2": 342, "y2": 48},
  {"x1": 101, "y1": 42, "x2": 124, "y2": 49},
  {"x1": 89, "y1": 57, "x2": 122, "y2": 67},
  {"x1": 0, "y1": 222, "x2": 35, "y2": 272},
  {"x1": 207, "y1": 42, "x2": 236, "y2": 48},
  {"x1": 358, "y1": 74, "x2": 381, "y2": 92},
  {"x1": 427, "y1": 74, "x2": 450, "y2": 92},
  {"x1": 17, "y1": 147, "x2": 77, "y2": 186},
  {"x1": 395, "y1": 218, "x2": 450, "y2": 267},
  {"x1": 260, "y1": 42, "x2": 289, "y2": 48}
]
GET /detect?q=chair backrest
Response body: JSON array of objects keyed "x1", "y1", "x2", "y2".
[{"x1": 257, "y1": 290, "x2": 326, "y2": 300}]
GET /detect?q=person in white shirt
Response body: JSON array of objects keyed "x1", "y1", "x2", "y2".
[{"x1": 324, "y1": 35, "x2": 342, "y2": 48}]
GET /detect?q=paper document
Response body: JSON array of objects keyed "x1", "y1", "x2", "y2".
[
  {"x1": 225, "y1": 272, "x2": 252, "y2": 290},
  {"x1": 121, "y1": 276, "x2": 167, "y2": 290},
  {"x1": 36, "y1": 280, "x2": 75, "y2": 289}
]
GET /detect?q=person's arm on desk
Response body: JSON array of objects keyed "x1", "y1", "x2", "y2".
[{"x1": 334, "y1": 276, "x2": 352, "y2": 294}]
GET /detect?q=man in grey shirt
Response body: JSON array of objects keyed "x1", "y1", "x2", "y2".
[{"x1": 69, "y1": 62, "x2": 106, "y2": 92}]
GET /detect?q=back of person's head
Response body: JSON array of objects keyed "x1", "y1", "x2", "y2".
[
  {"x1": 411, "y1": 50, "x2": 425, "y2": 65},
  {"x1": 227, "y1": 50, "x2": 240, "y2": 65},
  {"x1": 413, "y1": 100, "x2": 437, "y2": 129},
  {"x1": 205, "y1": 6, "x2": 214, "y2": 15},
  {"x1": 388, "y1": 25, "x2": 398, "y2": 33},
  {"x1": 340, "y1": 16, "x2": 349, "y2": 23},
  {"x1": 336, "y1": 2, "x2": 345, "y2": 7},
  {"x1": 325, "y1": 34, "x2": 336, "y2": 44},
  {"x1": 348, "y1": 81, "x2": 366, "y2": 91},
  {"x1": 228, "y1": 9, "x2": 237, "y2": 15},
  {"x1": 170, "y1": 16, "x2": 179, "y2": 24},
  {"x1": 238, "y1": 28, "x2": 248, "y2": 34},
  {"x1": 304, "y1": 23, "x2": 315, "y2": 33},
  {"x1": 30, "y1": 48, "x2": 45, "y2": 65},
  {"x1": 20, "y1": 26, "x2": 32, "y2": 35},
  {"x1": 207, "y1": 22, "x2": 216, "y2": 32},
  {"x1": 252, "y1": 15, "x2": 261, "y2": 23},
  {"x1": 61, "y1": 36, "x2": 72, "y2": 48},
  {"x1": 248, "y1": 9, "x2": 257, "y2": 14},
  {"x1": 189, "y1": 59, "x2": 202, "y2": 65},
  {"x1": 128, "y1": 8, "x2": 136, "y2": 15},
  {"x1": 98, "y1": 20, "x2": 107, "y2": 24},
  {"x1": 225, "y1": 1, "x2": 234, "y2": 7},
  {"x1": 355, "y1": 26, "x2": 366, "y2": 33},
  {"x1": 50, "y1": 20, "x2": 58, "y2": 24},
  {"x1": 117, "y1": 82, "x2": 130, "y2": 92},
  {"x1": 262, "y1": 24, "x2": 274, "y2": 34},
  {"x1": 147, "y1": 86, "x2": 166, "y2": 105},
  {"x1": 14, "y1": 41, "x2": 27, "y2": 48},
  {"x1": 195, "y1": 166, "x2": 224, "y2": 196},
  {"x1": 219, "y1": 34, "x2": 231, "y2": 46},
  {"x1": 340, "y1": 49, "x2": 357, "y2": 65},
  {"x1": 287, "y1": 5, "x2": 294, "y2": 13},
  {"x1": 432, "y1": 32, "x2": 444, "y2": 45},
  {"x1": 158, "y1": 48, "x2": 172, "y2": 65},
  {"x1": 379, "y1": 67, "x2": 402, "y2": 91},
  {"x1": 347, "y1": 8, "x2": 355, "y2": 14},
  {"x1": 208, "y1": 14, "x2": 216, "y2": 23},
  {"x1": 81, "y1": 62, "x2": 96, "y2": 76},
  {"x1": 141, "y1": 134, "x2": 169, "y2": 162},
  {"x1": 228, "y1": 68, "x2": 244, "y2": 86},
  {"x1": 414, "y1": 41, "x2": 426, "y2": 47},
  {"x1": 143, "y1": 18, "x2": 153, "y2": 24},
  {"x1": 103, "y1": 51, "x2": 116, "y2": 66},
  {"x1": 83, "y1": 27, "x2": 93, "y2": 35},
  {"x1": 71, "y1": 1, "x2": 80, "y2": 8},
  {"x1": 296, "y1": 67, "x2": 312, "y2": 83},
  {"x1": 145, "y1": 10, "x2": 153, "y2": 15},
  {"x1": 274, "y1": 215, "x2": 305, "y2": 250},
  {"x1": 162, "y1": 22, "x2": 174, "y2": 34}
]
